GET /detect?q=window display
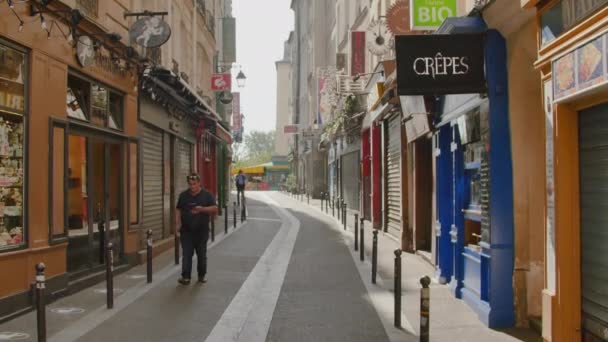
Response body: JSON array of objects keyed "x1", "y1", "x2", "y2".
[
  {"x1": 0, "y1": 43, "x2": 25, "y2": 251},
  {"x1": 67, "y1": 75, "x2": 123, "y2": 130}
]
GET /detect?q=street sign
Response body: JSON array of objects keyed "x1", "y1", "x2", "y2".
[
  {"x1": 284, "y1": 125, "x2": 299, "y2": 134},
  {"x1": 129, "y1": 16, "x2": 172, "y2": 48}
]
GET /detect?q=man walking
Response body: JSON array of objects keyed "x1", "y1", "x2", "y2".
[
  {"x1": 235, "y1": 170, "x2": 246, "y2": 206},
  {"x1": 176, "y1": 173, "x2": 217, "y2": 285}
]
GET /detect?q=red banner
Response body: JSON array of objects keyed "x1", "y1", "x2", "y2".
[
  {"x1": 351, "y1": 31, "x2": 366, "y2": 76},
  {"x1": 232, "y1": 92, "x2": 241, "y2": 131},
  {"x1": 211, "y1": 74, "x2": 231, "y2": 91}
]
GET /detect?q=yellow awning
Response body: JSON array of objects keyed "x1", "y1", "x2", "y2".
[{"x1": 232, "y1": 166, "x2": 265, "y2": 175}]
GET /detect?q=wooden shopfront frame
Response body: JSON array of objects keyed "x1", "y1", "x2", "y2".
[{"x1": 535, "y1": 3, "x2": 608, "y2": 340}]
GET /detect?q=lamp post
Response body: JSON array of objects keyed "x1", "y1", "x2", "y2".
[{"x1": 236, "y1": 70, "x2": 247, "y2": 88}]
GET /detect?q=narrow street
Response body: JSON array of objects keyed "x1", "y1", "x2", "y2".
[{"x1": 0, "y1": 192, "x2": 539, "y2": 342}]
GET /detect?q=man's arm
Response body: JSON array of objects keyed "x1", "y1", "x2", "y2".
[{"x1": 193, "y1": 193, "x2": 218, "y2": 215}]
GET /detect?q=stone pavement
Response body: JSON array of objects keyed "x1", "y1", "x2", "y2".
[
  {"x1": 288, "y1": 191, "x2": 542, "y2": 342},
  {"x1": 0, "y1": 192, "x2": 406, "y2": 342}
]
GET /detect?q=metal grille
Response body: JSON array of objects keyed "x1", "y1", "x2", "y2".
[
  {"x1": 76, "y1": 0, "x2": 98, "y2": 18},
  {"x1": 385, "y1": 113, "x2": 401, "y2": 235},
  {"x1": 175, "y1": 139, "x2": 192, "y2": 203},
  {"x1": 579, "y1": 104, "x2": 608, "y2": 340},
  {"x1": 142, "y1": 124, "x2": 164, "y2": 241}
]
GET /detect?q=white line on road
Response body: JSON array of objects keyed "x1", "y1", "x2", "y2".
[
  {"x1": 244, "y1": 217, "x2": 282, "y2": 223},
  {"x1": 48, "y1": 220, "x2": 249, "y2": 342},
  {"x1": 204, "y1": 192, "x2": 300, "y2": 342}
]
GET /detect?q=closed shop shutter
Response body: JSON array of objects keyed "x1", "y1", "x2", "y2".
[
  {"x1": 341, "y1": 151, "x2": 360, "y2": 210},
  {"x1": 386, "y1": 113, "x2": 402, "y2": 236},
  {"x1": 579, "y1": 104, "x2": 608, "y2": 339},
  {"x1": 142, "y1": 124, "x2": 164, "y2": 240},
  {"x1": 175, "y1": 139, "x2": 192, "y2": 202}
]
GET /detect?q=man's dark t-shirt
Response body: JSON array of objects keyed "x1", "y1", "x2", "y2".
[{"x1": 176, "y1": 189, "x2": 216, "y2": 236}]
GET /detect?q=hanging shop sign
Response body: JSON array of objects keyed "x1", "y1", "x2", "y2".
[
  {"x1": 231, "y1": 92, "x2": 241, "y2": 132},
  {"x1": 553, "y1": 32, "x2": 608, "y2": 102},
  {"x1": 76, "y1": 35, "x2": 95, "y2": 67},
  {"x1": 395, "y1": 33, "x2": 486, "y2": 95},
  {"x1": 410, "y1": 0, "x2": 458, "y2": 31},
  {"x1": 211, "y1": 74, "x2": 232, "y2": 91},
  {"x1": 387, "y1": 1, "x2": 412, "y2": 35},
  {"x1": 284, "y1": 125, "x2": 299, "y2": 134},
  {"x1": 318, "y1": 67, "x2": 338, "y2": 125},
  {"x1": 351, "y1": 32, "x2": 366, "y2": 76},
  {"x1": 129, "y1": 16, "x2": 172, "y2": 48}
]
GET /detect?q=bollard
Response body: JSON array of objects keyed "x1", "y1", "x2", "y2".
[
  {"x1": 307, "y1": 192, "x2": 310, "y2": 205},
  {"x1": 174, "y1": 231, "x2": 180, "y2": 265},
  {"x1": 394, "y1": 249, "x2": 403, "y2": 328},
  {"x1": 241, "y1": 204, "x2": 246, "y2": 223},
  {"x1": 224, "y1": 205, "x2": 228, "y2": 234},
  {"x1": 325, "y1": 193, "x2": 328, "y2": 213},
  {"x1": 360, "y1": 218, "x2": 365, "y2": 261},
  {"x1": 320, "y1": 192, "x2": 324, "y2": 210},
  {"x1": 106, "y1": 242, "x2": 114, "y2": 309},
  {"x1": 332, "y1": 196, "x2": 335, "y2": 217},
  {"x1": 233, "y1": 202, "x2": 237, "y2": 228},
  {"x1": 337, "y1": 198, "x2": 341, "y2": 221},
  {"x1": 372, "y1": 230, "x2": 378, "y2": 284},
  {"x1": 420, "y1": 276, "x2": 431, "y2": 342},
  {"x1": 146, "y1": 230, "x2": 153, "y2": 284},
  {"x1": 343, "y1": 204, "x2": 347, "y2": 230},
  {"x1": 35, "y1": 263, "x2": 46, "y2": 342},
  {"x1": 354, "y1": 214, "x2": 359, "y2": 251},
  {"x1": 211, "y1": 216, "x2": 215, "y2": 242}
]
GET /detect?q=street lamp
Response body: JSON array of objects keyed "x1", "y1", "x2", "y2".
[{"x1": 236, "y1": 70, "x2": 247, "y2": 88}]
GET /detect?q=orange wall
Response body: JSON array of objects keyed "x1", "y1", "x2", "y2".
[{"x1": 0, "y1": 3, "x2": 139, "y2": 300}]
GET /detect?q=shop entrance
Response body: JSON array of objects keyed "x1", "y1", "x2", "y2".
[
  {"x1": 579, "y1": 103, "x2": 608, "y2": 341},
  {"x1": 66, "y1": 133, "x2": 123, "y2": 276}
]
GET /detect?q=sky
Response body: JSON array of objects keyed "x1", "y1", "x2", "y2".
[{"x1": 233, "y1": 0, "x2": 294, "y2": 134}]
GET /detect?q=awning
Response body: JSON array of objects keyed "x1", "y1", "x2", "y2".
[{"x1": 232, "y1": 165, "x2": 265, "y2": 175}]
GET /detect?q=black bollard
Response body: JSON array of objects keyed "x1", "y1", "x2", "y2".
[
  {"x1": 420, "y1": 276, "x2": 431, "y2": 342},
  {"x1": 211, "y1": 215, "x2": 216, "y2": 242},
  {"x1": 372, "y1": 230, "x2": 378, "y2": 284},
  {"x1": 325, "y1": 193, "x2": 329, "y2": 213},
  {"x1": 233, "y1": 202, "x2": 237, "y2": 228},
  {"x1": 35, "y1": 263, "x2": 46, "y2": 342},
  {"x1": 307, "y1": 192, "x2": 310, "y2": 205},
  {"x1": 337, "y1": 198, "x2": 341, "y2": 221},
  {"x1": 174, "y1": 231, "x2": 180, "y2": 265},
  {"x1": 354, "y1": 214, "x2": 359, "y2": 252},
  {"x1": 320, "y1": 192, "x2": 324, "y2": 210},
  {"x1": 106, "y1": 242, "x2": 114, "y2": 309},
  {"x1": 343, "y1": 204, "x2": 347, "y2": 230},
  {"x1": 241, "y1": 204, "x2": 246, "y2": 223},
  {"x1": 394, "y1": 249, "x2": 402, "y2": 328},
  {"x1": 332, "y1": 196, "x2": 335, "y2": 217},
  {"x1": 360, "y1": 218, "x2": 365, "y2": 261},
  {"x1": 224, "y1": 205, "x2": 228, "y2": 234},
  {"x1": 146, "y1": 230, "x2": 153, "y2": 284}
]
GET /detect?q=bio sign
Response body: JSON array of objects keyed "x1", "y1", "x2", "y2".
[{"x1": 411, "y1": 0, "x2": 457, "y2": 31}]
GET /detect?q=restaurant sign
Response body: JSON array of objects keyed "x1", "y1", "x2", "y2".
[
  {"x1": 553, "y1": 32, "x2": 608, "y2": 102},
  {"x1": 395, "y1": 33, "x2": 486, "y2": 95}
]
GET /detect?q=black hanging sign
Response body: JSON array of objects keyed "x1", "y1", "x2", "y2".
[
  {"x1": 395, "y1": 33, "x2": 487, "y2": 95},
  {"x1": 129, "y1": 16, "x2": 172, "y2": 48}
]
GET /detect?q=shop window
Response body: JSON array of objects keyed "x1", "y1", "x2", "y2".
[
  {"x1": 129, "y1": 141, "x2": 139, "y2": 225},
  {"x1": 541, "y1": 0, "x2": 608, "y2": 46},
  {"x1": 67, "y1": 135, "x2": 87, "y2": 234},
  {"x1": 66, "y1": 74, "x2": 124, "y2": 130},
  {"x1": 0, "y1": 42, "x2": 26, "y2": 252},
  {"x1": 67, "y1": 75, "x2": 90, "y2": 121}
]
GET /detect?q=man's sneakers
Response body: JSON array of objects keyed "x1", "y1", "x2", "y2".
[
  {"x1": 178, "y1": 277, "x2": 191, "y2": 285},
  {"x1": 198, "y1": 277, "x2": 207, "y2": 284}
]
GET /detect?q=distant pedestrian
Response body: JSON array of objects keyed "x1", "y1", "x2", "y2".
[
  {"x1": 235, "y1": 170, "x2": 247, "y2": 206},
  {"x1": 176, "y1": 173, "x2": 218, "y2": 285}
]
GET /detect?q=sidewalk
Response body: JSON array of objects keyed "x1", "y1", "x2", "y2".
[{"x1": 284, "y1": 191, "x2": 541, "y2": 342}]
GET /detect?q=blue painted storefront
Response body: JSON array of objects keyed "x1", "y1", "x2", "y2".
[{"x1": 433, "y1": 17, "x2": 515, "y2": 328}]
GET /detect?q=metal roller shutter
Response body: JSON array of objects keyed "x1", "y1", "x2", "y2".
[
  {"x1": 579, "y1": 104, "x2": 608, "y2": 339},
  {"x1": 142, "y1": 124, "x2": 164, "y2": 241},
  {"x1": 386, "y1": 113, "x2": 401, "y2": 236},
  {"x1": 341, "y1": 151, "x2": 360, "y2": 210},
  {"x1": 175, "y1": 139, "x2": 192, "y2": 202}
]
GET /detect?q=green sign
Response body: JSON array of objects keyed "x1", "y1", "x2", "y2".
[{"x1": 411, "y1": 0, "x2": 458, "y2": 30}]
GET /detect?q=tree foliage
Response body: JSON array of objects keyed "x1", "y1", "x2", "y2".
[{"x1": 233, "y1": 130, "x2": 276, "y2": 169}]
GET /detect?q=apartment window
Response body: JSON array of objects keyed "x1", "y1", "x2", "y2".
[
  {"x1": 76, "y1": 0, "x2": 98, "y2": 18},
  {"x1": 541, "y1": 0, "x2": 608, "y2": 46}
]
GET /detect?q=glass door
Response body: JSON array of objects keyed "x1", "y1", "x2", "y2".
[{"x1": 67, "y1": 133, "x2": 123, "y2": 275}]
